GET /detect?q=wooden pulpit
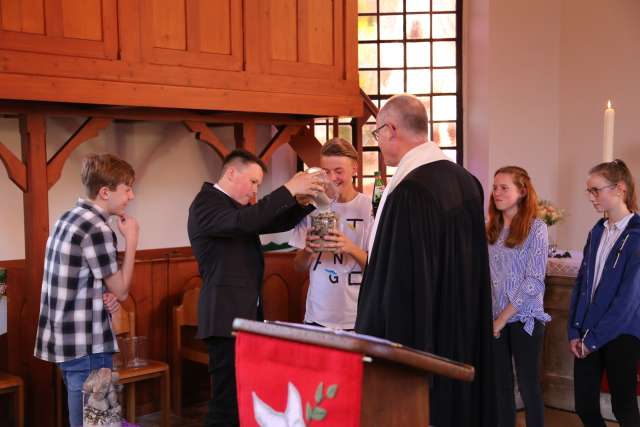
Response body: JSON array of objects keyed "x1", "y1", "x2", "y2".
[{"x1": 232, "y1": 319, "x2": 474, "y2": 427}]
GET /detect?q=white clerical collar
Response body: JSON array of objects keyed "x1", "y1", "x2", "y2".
[
  {"x1": 214, "y1": 183, "x2": 232, "y2": 199},
  {"x1": 385, "y1": 141, "x2": 449, "y2": 196},
  {"x1": 367, "y1": 141, "x2": 449, "y2": 256}
]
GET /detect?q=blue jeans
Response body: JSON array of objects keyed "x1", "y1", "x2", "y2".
[{"x1": 58, "y1": 352, "x2": 113, "y2": 427}]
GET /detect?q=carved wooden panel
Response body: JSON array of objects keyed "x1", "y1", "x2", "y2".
[
  {"x1": 262, "y1": 274, "x2": 290, "y2": 321},
  {"x1": 0, "y1": 0, "x2": 117, "y2": 59},
  {"x1": 257, "y1": 0, "x2": 345, "y2": 80},
  {"x1": 0, "y1": 0, "x2": 361, "y2": 116},
  {"x1": 262, "y1": 253, "x2": 308, "y2": 323},
  {"x1": 542, "y1": 275, "x2": 576, "y2": 411},
  {"x1": 139, "y1": 0, "x2": 243, "y2": 71},
  {"x1": 0, "y1": 248, "x2": 308, "y2": 419}
]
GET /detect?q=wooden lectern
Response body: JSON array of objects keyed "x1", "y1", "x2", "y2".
[{"x1": 233, "y1": 319, "x2": 474, "y2": 427}]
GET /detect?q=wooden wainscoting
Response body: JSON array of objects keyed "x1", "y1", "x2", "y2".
[{"x1": 0, "y1": 247, "x2": 307, "y2": 422}]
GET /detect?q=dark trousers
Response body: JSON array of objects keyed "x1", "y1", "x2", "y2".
[
  {"x1": 494, "y1": 321, "x2": 545, "y2": 427},
  {"x1": 574, "y1": 334, "x2": 640, "y2": 427},
  {"x1": 204, "y1": 336, "x2": 239, "y2": 427}
]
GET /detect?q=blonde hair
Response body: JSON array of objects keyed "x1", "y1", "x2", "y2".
[{"x1": 321, "y1": 137, "x2": 358, "y2": 162}]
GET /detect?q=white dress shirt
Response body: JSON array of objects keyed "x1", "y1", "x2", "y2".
[{"x1": 591, "y1": 212, "x2": 634, "y2": 300}]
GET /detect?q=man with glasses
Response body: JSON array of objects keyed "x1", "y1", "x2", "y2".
[{"x1": 355, "y1": 94, "x2": 496, "y2": 426}]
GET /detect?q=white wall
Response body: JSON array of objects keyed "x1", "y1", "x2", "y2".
[
  {"x1": 556, "y1": 0, "x2": 640, "y2": 248},
  {"x1": 465, "y1": 0, "x2": 560, "y2": 212},
  {"x1": 0, "y1": 119, "x2": 24, "y2": 260},
  {"x1": 0, "y1": 118, "x2": 297, "y2": 260},
  {"x1": 465, "y1": 0, "x2": 640, "y2": 249}
]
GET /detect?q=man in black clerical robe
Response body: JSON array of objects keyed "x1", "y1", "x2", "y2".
[{"x1": 356, "y1": 94, "x2": 496, "y2": 426}]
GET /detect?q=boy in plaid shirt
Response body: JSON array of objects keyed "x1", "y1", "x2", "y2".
[{"x1": 34, "y1": 153, "x2": 139, "y2": 427}]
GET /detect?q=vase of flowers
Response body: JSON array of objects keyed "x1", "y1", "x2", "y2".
[{"x1": 537, "y1": 200, "x2": 565, "y2": 257}]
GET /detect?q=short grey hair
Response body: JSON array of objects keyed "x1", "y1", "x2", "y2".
[{"x1": 380, "y1": 94, "x2": 429, "y2": 137}]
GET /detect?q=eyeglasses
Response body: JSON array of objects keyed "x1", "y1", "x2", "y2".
[
  {"x1": 585, "y1": 184, "x2": 616, "y2": 197},
  {"x1": 371, "y1": 124, "x2": 389, "y2": 142}
]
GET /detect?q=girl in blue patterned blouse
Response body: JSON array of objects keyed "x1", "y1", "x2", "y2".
[
  {"x1": 486, "y1": 166, "x2": 550, "y2": 427},
  {"x1": 568, "y1": 160, "x2": 640, "y2": 426}
]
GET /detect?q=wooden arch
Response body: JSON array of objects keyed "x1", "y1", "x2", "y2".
[
  {"x1": 0, "y1": 100, "x2": 328, "y2": 427},
  {"x1": 0, "y1": 93, "x2": 381, "y2": 426}
]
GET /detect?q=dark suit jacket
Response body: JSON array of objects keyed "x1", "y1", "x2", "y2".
[{"x1": 187, "y1": 183, "x2": 313, "y2": 338}]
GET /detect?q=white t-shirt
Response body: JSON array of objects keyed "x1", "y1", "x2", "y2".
[{"x1": 289, "y1": 193, "x2": 373, "y2": 329}]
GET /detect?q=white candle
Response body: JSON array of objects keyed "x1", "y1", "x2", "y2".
[{"x1": 603, "y1": 100, "x2": 615, "y2": 162}]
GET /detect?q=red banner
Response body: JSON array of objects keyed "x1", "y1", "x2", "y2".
[{"x1": 235, "y1": 331, "x2": 363, "y2": 427}]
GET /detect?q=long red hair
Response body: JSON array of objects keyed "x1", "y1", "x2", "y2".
[{"x1": 486, "y1": 166, "x2": 539, "y2": 248}]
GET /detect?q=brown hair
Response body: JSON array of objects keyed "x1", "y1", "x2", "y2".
[
  {"x1": 589, "y1": 159, "x2": 638, "y2": 212},
  {"x1": 486, "y1": 166, "x2": 539, "y2": 247},
  {"x1": 321, "y1": 137, "x2": 358, "y2": 162},
  {"x1": 221, "y1": 149, "x2": 268, "y2": 176},
  {"x1": 81, "y1": 153, "x2": 135, "y2": 199}
]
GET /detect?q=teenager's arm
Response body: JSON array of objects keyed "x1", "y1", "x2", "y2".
[
  {"x1": 493, "y1": 303, "x2": 517, "y2": 337},
  {"x1": 104, "y1": 215, "x2": 139, "y2": 301},
  {"x1": 322, "y1": 231, "x2": 367, "y2": 269}
]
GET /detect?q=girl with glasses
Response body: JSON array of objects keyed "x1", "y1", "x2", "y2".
[
  {"x1": 487, "y1": 166, "x2": 550, "y2": 427},
  {"x1": 569, "y1": 159, "x2": 640, "y2": 426}
]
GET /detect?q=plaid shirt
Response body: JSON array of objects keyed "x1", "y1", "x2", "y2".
[{"x1": 34, "y1": 199, "x2": 120, "y2": 362}]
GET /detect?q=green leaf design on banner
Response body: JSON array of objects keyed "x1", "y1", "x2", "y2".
[
  {"x1": 326, "y1": 384, "x2": 338, "y2": 399},
  {"x1": 312, "y1": 406, "x2": 327, "y2": 421},
  {"x1": 306, "y1": 402, "x2": 313, "y2": 421},
  {"x1": 305, "y1": 380, "x2": 339, "y2": 424}
]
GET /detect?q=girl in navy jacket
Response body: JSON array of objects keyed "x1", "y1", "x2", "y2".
[{"x1": 568, "y1": 159, "x2": 640, "y2": 426}]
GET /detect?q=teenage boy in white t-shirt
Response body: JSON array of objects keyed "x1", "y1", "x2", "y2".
[{"x1": 290, "y1": 138, "x2": 373, "y2": 330}]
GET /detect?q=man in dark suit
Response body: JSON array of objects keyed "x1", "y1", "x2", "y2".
[{"x1": 188, "y1": 149, "x2": 322, "y2": 427}]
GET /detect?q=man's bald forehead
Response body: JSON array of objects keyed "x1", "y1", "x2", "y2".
[
  {"x1": 381, "y1": 94, "x2": 429, "y2": 136},
  {"x1": 382, "y1": 94, "x2": 424, "y2": 114}
]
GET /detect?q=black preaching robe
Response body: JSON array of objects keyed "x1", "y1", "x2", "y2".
[{"x1": 355, "y1": 160, "x2": 496, "y2": 426}]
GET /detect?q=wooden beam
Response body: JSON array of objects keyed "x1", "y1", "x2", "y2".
[
  {"x1": 240, "y1": 121, "x2": 257, "y2": 154},
  {"x1": 288, "y1": 126, "x2": 323, "y2": 167},
  {"x1": 47, "y1": 117, "x2": 113, "y2": 189},
  {"x1": 0, "y1": 100, "x2": 315, "y2": 126},
  {"x1": 0, "y1": 140, "x2": 27, "y2": 191},
  {"x1": 183, "y1": 121, "x2": 230, "y2": 159},
  {"x1": 19, "y1": 113, "x2": 55, "y2": 427},
  {"x1": 233, "y1": 124, "x2": 244, "y2": 149},
  {"x1": 360, "y1": 88, "x2": 378, "y2": 122},
  {"x1": 332, "y1": 117, "x2": 339, "y2": 138},
  {"x1": 259, "y1": 125, "x2": 303, "y2": 164},
  {"x1": 0, "y1": 73, "x2": 364, "y2": 117},
  {"x1": 353, "y1": 117, "x2": 364, "y2": 192}
]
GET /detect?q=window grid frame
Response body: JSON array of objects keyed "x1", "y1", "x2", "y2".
[{"x1": 358, "y1": 0, "x2": 463, "y2": 186}]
